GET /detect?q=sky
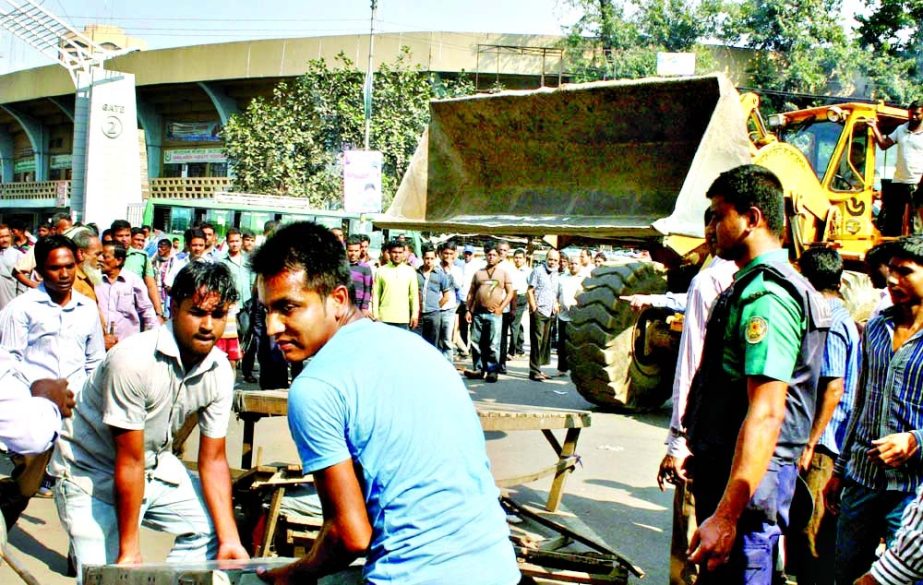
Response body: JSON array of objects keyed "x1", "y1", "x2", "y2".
[{"x1": 0, "y1": 0, "x2": 582, "y2": 74}]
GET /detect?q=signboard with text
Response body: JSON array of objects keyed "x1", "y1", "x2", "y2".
[
  {"x1": 166, "y1": 121, "x2": 222, "y2": 143},
  {"x1": 163, "y1": 148, "x2": 227, "y2": 164},
  {"x1": 343, "y1": 150, "x2": 383, "y2": 214}
]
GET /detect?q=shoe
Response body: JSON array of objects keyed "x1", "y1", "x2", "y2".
[
  {"x1": 35, "y1": 475, "x2": 54, "y2": 499},
  {"x1": 243, "y1": 375, "x2": 258, "y2": 384},
  {"x1": 463, "y1": 370, "x2": 485, "y2": 379},
  {"x1": 485, "y1": 372, "x2": 498, "y2": 383},
  {"x1": 498, "y1": 365, "x2": 508, "y2": 374},
  {"x1": 529, "y1": 373, "x2": 548, "y2": 382}
]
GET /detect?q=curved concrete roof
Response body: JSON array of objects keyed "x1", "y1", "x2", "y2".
[{"x1": 0, "y1": 31, "x2": 566, "y2": 104}]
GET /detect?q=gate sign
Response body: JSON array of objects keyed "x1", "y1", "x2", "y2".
[{"x1": 343, "y1": 150, "x2": 383, "y2": 214}]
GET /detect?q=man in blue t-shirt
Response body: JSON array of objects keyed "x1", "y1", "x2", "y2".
[{"x1": 253, "y1": 222, "x2": 519, "y2": 585}]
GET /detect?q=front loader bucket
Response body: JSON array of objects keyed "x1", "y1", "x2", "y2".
[{"x1": 380, "y1": 74, "x2": 751, "y2": 239}]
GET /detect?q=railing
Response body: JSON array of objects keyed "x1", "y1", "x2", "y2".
[
  {"x1": 0, "y1": 180, "x2": 70, "y2": 202},
  {"x1": 150, "y1": 177, "x2": 232, "y2": 200}
]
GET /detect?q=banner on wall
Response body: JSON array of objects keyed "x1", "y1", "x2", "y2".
[
  {"x1": 343, "y1": 150, "x2": 383, "y2": 214},
  {"x1": 50, "y1": 154, "x2": 73, "y2": 169},
  {"x1": 166, "y1": 121, "x2": 222, "y2": 143}
]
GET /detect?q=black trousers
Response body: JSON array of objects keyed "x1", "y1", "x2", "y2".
[
  {"x1": 509, "y1": 294, "x2": 527, "y2": 356},
  {"x1": 529, "y1": 311, "x2": 554, "y2": 376}
]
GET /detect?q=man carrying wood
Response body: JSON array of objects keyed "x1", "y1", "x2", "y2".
[{"x1": 253, "y1": 221, "x2": 519, "y2": 585}]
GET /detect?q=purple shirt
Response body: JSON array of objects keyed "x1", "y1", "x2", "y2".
[
  {"x1": 349, "y1": 261, "x2": 373, "y2": 311},
  {"x1": 96, "y1": 270, "x2": 159, "y2": 342}
]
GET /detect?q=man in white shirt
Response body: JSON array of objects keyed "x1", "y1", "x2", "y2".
[
  {"x1": 871, "y1": 101, "x2": 923, "y2": 235},
  {"x1": 556, "y1": 254, "x2": 586, "y2": 374},
  {"x1": 49, "y1": 261, "x2": 248, "y2": 581},
  {"x1": 0, "y1": 223, "x2": 24, "y2": 310},
  {"x1": 508, "y1": 249, "x2": 531, "y2": 358}
]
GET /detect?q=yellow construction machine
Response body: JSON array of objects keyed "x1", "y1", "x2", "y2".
[{"x1": 378, "y1": 74, "x2": 908, "y2": 410}]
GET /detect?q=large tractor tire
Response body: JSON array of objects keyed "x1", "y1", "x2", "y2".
[{"x1": 567, "y1": 262, "x2": 674, "y2": 411}]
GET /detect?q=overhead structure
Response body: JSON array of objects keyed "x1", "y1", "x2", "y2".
[{"x1": 0, "y1": 0, "x2": 142, "y2": 228}]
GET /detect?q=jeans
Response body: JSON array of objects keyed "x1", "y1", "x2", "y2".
[
  {"x1": 471, "y1": 312, "x2": 502, "y2": 373},
  {"x1": 835, "y1": 478, "x2": 916, "y2": 585},
  {"x1": 438, "y1": 308, "x2": 455, "y2": 360},
  {"x1": 529, "y1": 311, "x2": 554, "y2": 376},
  {"x1": 420, "y1": 311, "x2": 443, "y2": 348},
  {"x1": 55, "y1": 470, "x2": 218, "y2": 584},
  {"x1": 692, "y1": 459, "x2": 797, "y2": 584}
]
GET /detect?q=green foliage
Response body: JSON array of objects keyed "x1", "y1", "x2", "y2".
[
  {"x1": 561, "y1": 0, "x2": 721, "y2": 81},
  {"x1": 561, "y1": 0, "x2": 918, "y2": 106},
  {"x1": 222, "y1": 48, "x2": 474, "y2": 207}
]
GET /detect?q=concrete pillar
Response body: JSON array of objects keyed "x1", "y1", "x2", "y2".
[
  {"x1": 0, "y1": 106, "x2": 49, "y2": 181},
  {"x1": 137, "y1": 99, "x2": 163, "y2": 179},
  {"x1": 0, "y1": 126, "x2": 13, "y2": 183},
  {"x1": 198, "y1": 82, "x2": 239, "y2": 178},
  {"x1": 197, "y1": 82, "x2": 240, "y2": 125},
  {"x1": 48, "y1": 97, "x2": 75, "y2": 123}
]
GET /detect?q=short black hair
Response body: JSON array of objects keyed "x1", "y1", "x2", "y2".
[
  {"x1": 242, "y1": 229, "x2": 255, "y2": 239},
  {"x1": 798, "y1": 247, "x2": 843, "y2": 293},
  {"x1": 891, "y1": 236, "x2": 923, "y2": 266},
  {"x1": 483, "y1": 244, "x2": 497, "y2": 254},
  {"x1": 421, "y1": 244, "x2": 437, "y2": 256},
  {"x1": 441, "y1": 241, "x2": 456, "y2": 251},
  {"x1": 358, "y1": 233, "x2": 370, "y2": 243},
  {"x1": 866, "y1": 241, "x2": 898, "y2": 268},
  {"x1": 346, "y1": 235, "x2": 362, "y2": 247},
  {"x1": 102, "y1": 241, "x2": 128, "y2": 262},
  {"x1": 9, "y1": 219, "x2": 26, "y2": 232},
  {"x1": 226, "y1": 227, "x2": 241, "y2": 238},
  {"x1": 185, "y1": 228, "x2": 206, "y2": 244},
  {"x1": 706, "y1": 164, "x2": 785, "y2": 237},
  {"x1": 131, "y1": 227, "x2": 144, "y2": 237},
  {"x1": 35, "y1": 235, "x2": 77, "y2": 272},
  {"x1": 110, "y1": 219, "x2": 131, "y2": 232},
  {"x1": 171, "y1": 261, "x2": 239, "y2": 306},
  {"x1": 158, "y1": 238, "x2": 172, "y2": 248},
  {"x1": 513, "y1": 248, "x2": 526, "y2": 256},
  {"x1": 250, "y1": 221, "x2": 353, "y2": 303},
  {"x1": 199, "y1": 222, "x2": 215, "y2": 232},
  {"x1": 384, "y1": 239, "x2": 404, "y2": 251},
  {"x1": 909, "y1": 100, "x2": 923, "y2": 111}
]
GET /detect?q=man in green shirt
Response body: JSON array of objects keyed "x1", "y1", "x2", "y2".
[
  {"x1": 372, "y1": 239, "x2": 419, "y2": 329},
  {"x1": 684, "y1": 164, "x2": 829, "y2": 583},
  {"x1": 111, "y1": 220, "x2": 165, "y2": 321}
]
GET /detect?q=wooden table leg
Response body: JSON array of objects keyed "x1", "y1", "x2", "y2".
[
  {"x1": 545, "y1": 428, "x2": 581, "y2": 512},
  {"x1": 259, "y1": 486, "x2": 286, "y2": 557},
  {"x1": 241, "y1": 414, "x2": 259, "y2": 469}
]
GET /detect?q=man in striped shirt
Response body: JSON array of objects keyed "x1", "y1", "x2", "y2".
[
  {"x1": 855, "y1": 484, "x2": 923, "y2": 585},
  {"x1": 346, "y1": 235, "x2": 373, "y2": 316},
  {"x1": 787, "y1": 247, "x2": 861, "y2": 585},
  {"x1": 825, "y1": 235, "x2": 923, "y2": 584}
]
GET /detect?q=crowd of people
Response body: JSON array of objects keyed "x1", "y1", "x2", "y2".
[
  {"x1": 652, "y1": 164, "x2": 923, "y2": 585},
  {"x1": 5, "y1": 155, "x2": 923, "y2": 584}
]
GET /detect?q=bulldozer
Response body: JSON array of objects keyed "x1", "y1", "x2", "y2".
[{"x1": 377, "y1": 73, "x2": 909, "y2": 410}]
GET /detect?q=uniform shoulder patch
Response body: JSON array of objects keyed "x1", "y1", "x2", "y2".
[{"x1": 746, "y1": 316, "x2": 768, "y2": 344}]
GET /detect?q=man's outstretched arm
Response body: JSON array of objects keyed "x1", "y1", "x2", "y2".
[{"x1": 259, "y1": 458, "x2": 372, "y2": 584}]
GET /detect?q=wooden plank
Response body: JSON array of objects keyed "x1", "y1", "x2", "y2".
[
  {"x1": 233, "y1": 390, "x2": 592, "y2": 432},
  {"x1": 546, "y1": 428, "x2": 581, "y2": 512}
]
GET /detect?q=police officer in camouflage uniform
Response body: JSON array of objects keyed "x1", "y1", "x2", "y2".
[{"x1": 683, "y1": 164, "x2": 830, "y2": 583}]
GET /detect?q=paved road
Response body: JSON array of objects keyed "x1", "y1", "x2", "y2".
[{"x1": 1, "y1": 354, "x2": 675, "y2": 584}]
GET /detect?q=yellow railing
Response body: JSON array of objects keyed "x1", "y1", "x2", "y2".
[
  {"x1": 0, "y1": 180, "x2": 70, "y2": 201},
  {"x1": 150, "y1": 177, "x2": 232, "y2": 200}
]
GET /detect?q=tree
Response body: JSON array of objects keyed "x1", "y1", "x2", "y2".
[
  {"x1": 222, "y1": 49, "x2": 474, "y2": 208},
  {"x1": 717, "y1": 0, "x2": 916, "y2": 108},
  {"x1": 560, "y1": 0, "x2": 720, "y2": 82}
]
